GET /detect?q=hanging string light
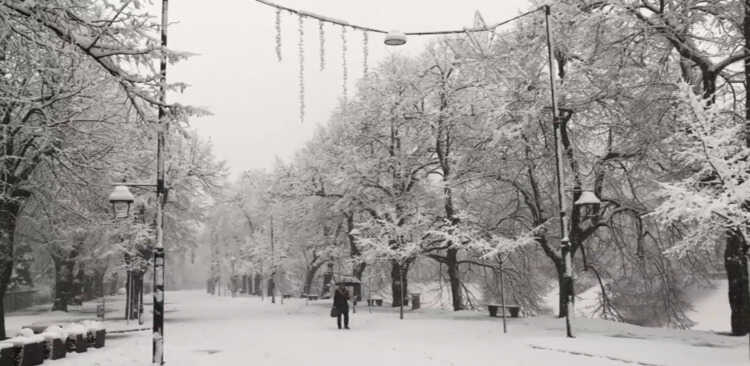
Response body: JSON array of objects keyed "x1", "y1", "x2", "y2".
[
  {"x1": 362, "y1": 31, "x2": 369, "y2": 76},
  {"x1": 298, "y1": 15, "x2": 305, "y2": 124},
  {"x1": 275, "y1": 9, "x2": 282, "y2": 62},
  {"x1": 319, "y1": 20, "x2": 325, "y2": 71},
  {"x1": 341, "y1": 25, "x2": 348, "y2": 101}
]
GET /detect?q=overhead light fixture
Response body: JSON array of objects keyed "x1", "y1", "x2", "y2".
[{"x1": 385, "y1": 30, "x2": 407, "y2": 46}]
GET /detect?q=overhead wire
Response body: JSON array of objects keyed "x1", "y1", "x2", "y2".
[{"x1": 254, "y1": 0, "x2": 544, "y2": 37}]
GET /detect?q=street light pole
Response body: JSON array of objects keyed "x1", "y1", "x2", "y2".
[
  {"x1": 498, "y1": 256, "x2": 507, "y2": 334},
  {"x1": 543, "y1": 5, "x2": 574, "y2": 338},
  {"x1": 153, "y1": 0, "x2": 169, "y2": 364},
  {"x1": 270, "y1": 215, "x2": 275, "y2": 304},
  {"x1": 399, "y1": 264, "x2": 404, "y2": 320}
]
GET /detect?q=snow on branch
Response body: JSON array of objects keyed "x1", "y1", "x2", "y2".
[
  {"x1": 649, "y1": 82, "x2": 750, "y2": 257},
  {"x1": 427, "y1": 214, "x2": 542, "y2": 259},
  {"x1": 351, "y1": 209, "x2": 429, "y2": 265},
  {"x1": 1, "y1": 1, "x2": 192, "y2": 122}
]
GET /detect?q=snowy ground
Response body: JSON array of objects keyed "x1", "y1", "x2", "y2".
[
  {"x1": 5, "y1": 290, "x2": 747, "y2": 365},
  {"x1": 687, "y1": 280, "x2": 732, "y2": 332},
  {"x1": 543, "y1": 279, "x2": 733, "y2": 333}
]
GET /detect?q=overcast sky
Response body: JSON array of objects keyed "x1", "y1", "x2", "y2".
[{"x1": 167, "y1": 0, "x2": 531, "y2": 179}]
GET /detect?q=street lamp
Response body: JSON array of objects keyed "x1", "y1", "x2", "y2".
[
  {"x1": 575, "y1": 191, "x2": 602, "y2": 219},
  {"x1": 108, "y1": 185, "x2": 135, "y2": 219},
  {"x1": 384, "y1": 30, "x2": 407, "y2": 46}
]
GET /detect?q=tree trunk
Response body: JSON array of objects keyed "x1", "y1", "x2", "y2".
[
  {"x1": 321, "y1": 263, "x2": 334, "y2": 297},
  {"x1": 346, "y1": 212, "x2": 367, "y2": 282},
  {"x1": 131, "y1": 271, "x2": 143, "y2": 320},
  {"x1": 694, "y1": 49, "x2": 750, "y2": 336},
  {"x1": 51, "y1": 256, "x2": 70, "y2": 311},
  {"x1": 446, "y1": 248, "x2": 464, "y2": 311},
  {"x1": 726, "y1": 231, "x2": 750, "y2": 335},
  {"x1": 72, "y1": 266, "x2": 85, "y2": 304},
  {"x1": 557, "y1": 269, "x2": 569, "y2": 319},
  {"x1": 137, "y1": 272, "x2": 144, "y2": 319},
  {"x1": 83, "y1": 272, "x2": 95, "y2": 301},
  {"x1": 124, "y1": 271, "x2": 131, "y2": 318},
  {"x1": 109, "y1": 272, "x2": 119, "y2": 296},
  {"x1": 51, "y1": 250, "x2": 77, "y2": 312},
  {"x1": 124, "y1": 270, "x2": 143, "y2": 320},
  {"x1": 724, "y1": 5, "x2": 750, "y2": 335},
  {"x1": 267, "y1": 277, "x2": 275, "y2": 300},
  {"x1": 745, "y1": 0, "x2": 750, "y2": 149},
  {"x1": 0, "y1": 200, "x2": 20, "y2": 339},
  {"x1": 93, "y1": 270, "x2": 104, "y2": 300},
  {"x1": 303, "y1": 262, "x2": 324, "y2": 295},
  {"x1": 391, "y1": 261, "x2": 409, "y2": 307},
  {"x1": 701, "y1": 69, "x2": 717, "y2": 101},
  {"x1": 253, "y1": 273, "x2": 262, "y2": 296}
]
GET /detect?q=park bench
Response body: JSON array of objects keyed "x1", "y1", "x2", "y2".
[
  {"x1": 282, "y1": 294, "x2": 292, "y2": 299},
  {"x1": 306, "y1": 295, "x2": 319, "y2": 301},
  {"x1": 366, "y1": 298, "x2": 383, "y2": 306},
  {"x1": 486, "y1": 304, "x2": 520, "y2": 318}
]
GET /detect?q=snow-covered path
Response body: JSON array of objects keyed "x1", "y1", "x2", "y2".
[{"x1": 25, "y1": 291, "x2": 747, "y2": 366}]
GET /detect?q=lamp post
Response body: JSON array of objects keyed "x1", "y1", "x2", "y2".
[
  {"x1": 152, "y1": 0, "x2": 169, "y2": 364},
  {"x1": 107, "y1": 185, "x2": 135, "y2": 322},
  {"x1": 268, "y1": 215, "x2": 276, "y2": 304},
  {"x1": 106, "y1": 0, "x2": 169, "y2": 359}
]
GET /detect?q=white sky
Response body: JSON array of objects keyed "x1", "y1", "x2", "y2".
[{"x1": 167, "y1": 0, "x2": 531, "y2": 179}]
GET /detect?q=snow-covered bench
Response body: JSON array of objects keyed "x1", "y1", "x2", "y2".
[
  {"x1": 3, "y1": 329, "x2": 46, "y2": 366},
  {"x1": 62, "y1": 323, "x2": 88, "y2": 353},
  {"x1": 366, "y1": 298, "x2": 383, "y2": 306},
  {"x1": 22, "y1": 320, "x2": 105, "y2": 349},
  {"x1": 486, "y1": 304, "x2": 520, "y2": 318},
  {"x1": 80, "y1": 320, "x2": 106, "y2": 348}
]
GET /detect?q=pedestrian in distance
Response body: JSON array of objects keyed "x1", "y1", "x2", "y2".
[{"x1": 333, "y1": 282, "x2": 350, "y2": 329}]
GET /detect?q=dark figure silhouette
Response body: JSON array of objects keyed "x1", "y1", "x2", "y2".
[{"x1": 333, "y1": 283, "x2": 350, "y2": 329}]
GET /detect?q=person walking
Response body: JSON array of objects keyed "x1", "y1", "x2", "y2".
[{"x1": 333, "y1": 282, "x2": 350, "y2": 329}]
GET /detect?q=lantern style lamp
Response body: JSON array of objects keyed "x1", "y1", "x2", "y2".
[
  {"x1": 108, "y1": 185, "x2": 135, "y2": 219},
  {"x1": 574, "y1": 190, "x2": 601, "y2": 219},
  {"x1": 384, "y1": 30, "x2": 407, "y2": 46}
]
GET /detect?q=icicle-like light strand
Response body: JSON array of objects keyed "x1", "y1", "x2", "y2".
[
  {"x1": 299, "y1": 15, "x2": 305, "y2": 124},
  {"x1": 275, "y1": 9, "x2": 282, "y2": 62},
  {"x1": 341, "y1": 25, "x2": 348, "y2": 101},
  {"x1": 256, "y1": 0, "x2": 544, "y2": 36},
  {"x1": 363, "y1": 31, "x2": 369, "y2": 76},
  {"x1": 319, "y1": 20, "x2": 325, "y2": 71}
]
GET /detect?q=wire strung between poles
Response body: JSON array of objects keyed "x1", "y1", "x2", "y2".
[{"x1": 254, "y1": 0, "x2": 544, "y2": 36}]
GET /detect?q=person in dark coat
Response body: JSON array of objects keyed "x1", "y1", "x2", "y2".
[{"x1": 333, "y1": 283, "x2": 350, "y2": 329}]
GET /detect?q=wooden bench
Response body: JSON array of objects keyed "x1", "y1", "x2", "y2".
[
  {"x1": 366, "y1": 298, "x2": 383, "y2": 306},
  {"x1": 306, "y1": 295, "x2": 319, "y2": 301},
  {"x1": 282, "y1": 294, "x2": 292, "y2": 299},
  {"x1": 486, "y1": 304, "x2": 520, "y2": 318}
]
